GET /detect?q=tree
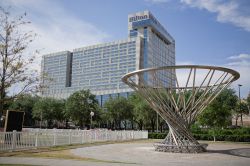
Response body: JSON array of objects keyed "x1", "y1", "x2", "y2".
[
  {"x1": 65, "y1": 89, "x2": 99, "y2": 128},
  {"x1": 237, "y1": 101, "x2": 249, "y2": 126},
  {"x1": 0, "y1": 7, "x2": 38, "y2": 117},
  {"x1": 198, "y1": 88, "x2": 238, "y2": 141},
  {"x1": 129, "y1": 93, "x2": 158, "y2": 131},
  {"x1": 246, "y1": 93, "x2": 250, "y2": 115},
  {"x1": 105, "y1": 97, "x2": 133, "y2": 130},
  {"x1": 144, "y1": 105, "x2": 157, "y2": 132},
  {"x1": 33, "y1": 97, "x2": 65, "y2": 128},
  {"x1": 129, "y1": 93, "x2": 146, "y2": 130},
  {"x1": 247, "y1": 93, "x2": 250, "y2": 108},
  {"x1": 9, "y1": 94, "x2": 40, "y2": 126}
]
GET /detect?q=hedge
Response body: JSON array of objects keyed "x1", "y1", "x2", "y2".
[{"x1": 148, "y1": 130, "x2": 250, "y2": 142}]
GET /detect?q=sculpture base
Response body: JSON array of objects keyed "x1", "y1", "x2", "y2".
[{"x1": 154, "y1": 143, "x2": 207, "y2": 153}]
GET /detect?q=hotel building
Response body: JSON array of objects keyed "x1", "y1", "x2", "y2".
[{"x1": 41, "y1": 11, "x2": 175, "y2": 106}]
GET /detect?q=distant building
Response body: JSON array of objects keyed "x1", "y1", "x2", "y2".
[{"x1": 41, "y1": 11, "x2": 175, "y2": 106}]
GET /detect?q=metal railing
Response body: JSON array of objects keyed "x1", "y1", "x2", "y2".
[{"x1": 0, "y1": 129, "x2": 148, "y2": 151}]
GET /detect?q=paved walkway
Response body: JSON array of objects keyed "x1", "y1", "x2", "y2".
[
  {"x1": 1, "y1": 141, "x2": 250, "y2": 166},
  {"x1": 71, "y1": 141, "x2": 250, "y2": 166}
]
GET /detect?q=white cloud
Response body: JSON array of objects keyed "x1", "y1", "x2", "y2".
[
  {"x1": 176, "y1": 54, "x2": 250, "y2": 98},
  {"x1": 180, "y1": 0, "x2": 250, "y2": 32},
  {"x1": 228, "y1": 53, "x2": 250, "y2": 60},
  {"x1": 227, "y1": 53, "x2": 250, "y2": 67},
  {"x1": 1, "y1": 0, "x2": 110, "y2": 72},
  {"x1": 0, "y1": 0, "x2": 111, "y2": 96},
  {"x1": 226, "y1": 53, "x2": 250, "y2": 98}
]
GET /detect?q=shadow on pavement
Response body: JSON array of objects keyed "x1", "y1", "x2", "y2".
[{"x1": 207, "y1": 148, "x2": 250, "y2": 158}]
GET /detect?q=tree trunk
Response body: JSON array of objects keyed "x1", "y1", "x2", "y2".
[
  {"x1": 151, "y1": 119, "x2": 155, "y2": 132},
  {"x1": 138, "y1": 120, "x2": 143, "y2": 130},
  {"x1": 235, "y1": 115, "x2": 238, "y2": 126},
  {"x1": 65, "y1": 119, "x2": 68, "y2": 129},
  {"x1": 131, "y1": 120, "x2": 134, "y2": 130},
  {"x1": 124, "y1": 121, "x2": 127, "y2": 130},
  {"x1": 240, "y1": 114, "x2": 243, "y2": 126}
]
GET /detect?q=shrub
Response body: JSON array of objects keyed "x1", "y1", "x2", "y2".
[
  {"x1": 149, "y1": 130, "x2": 250, "y2": 142},
  {"x1": 148, "y1": 132, "x2": 167, "y2": 139}
]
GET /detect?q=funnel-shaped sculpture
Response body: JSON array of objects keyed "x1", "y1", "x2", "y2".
[{"x1": 122, "y1": 65, "x2": 239, "y2": 153}]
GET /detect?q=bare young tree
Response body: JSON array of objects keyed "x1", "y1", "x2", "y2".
[{"x1": 0, "y1": 7, "x2": 39, "y2": 116}]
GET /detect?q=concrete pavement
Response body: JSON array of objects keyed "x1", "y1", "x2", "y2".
[{"x1": 1, "y1": 140, "x2": 250, "y2": 166}]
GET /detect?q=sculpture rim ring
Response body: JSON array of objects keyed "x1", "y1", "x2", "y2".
[{"x1": 122, "y1": 65, "x2": 240, "y2": 86}]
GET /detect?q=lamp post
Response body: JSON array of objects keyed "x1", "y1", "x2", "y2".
[
  {"x1": 90, "y1": 111, "x2": 94, "y2": 129},
  {"x1": 238, "y1": 84, "x2": 242, "y2": 126}
]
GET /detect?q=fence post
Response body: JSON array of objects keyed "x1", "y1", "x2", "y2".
[
  {"x1": 69, "y1": 129, "x2": 72, "y2": 144},
  {"x1": 11, "y1": 130, "x2": 17, "y2": 150},
  {"x1": 81, "y1": 130, "x2": 84, "y2": 144},
  {"x1": 35, "y1": 131, "x2": 38, "y2": 147},
  {"x1": 53, "y1": 129, "x2": 57, "y2": 146},
  {"x1": 94, "y1": 130, "x2": 97, "y2": 142},
  {"x1": 105, "y1": 130, "x2": 108, "y2": 141}
]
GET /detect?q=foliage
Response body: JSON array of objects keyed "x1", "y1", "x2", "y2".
[
  {"x1": 197, "y1": 88, "x2": 237, "y2": 140},
  {"x1": 148, "y1": 132, "x2": 167, "y2": 139},
  {"x1": 149, "y1": 128, "x2": 250, "y2": 142},
  {"x1": 0, "y1": 7, "x2": 39, "y2": 116},
  {"x1": 9, "y1": 94, "x2": 40, "y2": 126},
  {"x1": 247, "y1": 93, "x2": 250, "y2": 108},
  {"x1": 129, "y1": 93, "x2": 147, "y2": 130},
  {"x1": 236, "y1": 101, "x2": 249, "y2": 126},
  {"x1": 129, "y1": 93, "x2": 158, "y2": 131},
  {"x1": 198, "y1": 88, "x2": 237, "y2": 128},
  {"x1": 33, "y1": 97, "x2": 65, "y2": 128},
  {"x1": 104, "y1": 96, "x2": 133, "y2": 129},
  {"x1": 65, "y1": 89, "x2": 99, "y2": 128}
]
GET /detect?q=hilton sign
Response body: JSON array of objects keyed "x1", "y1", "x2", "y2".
[
  {"x1": 129, "y1": 15, "x2": 148, "y2": 22},
  {"x1": 129, "y1": 14, "x2": 158, "y2": 26}
]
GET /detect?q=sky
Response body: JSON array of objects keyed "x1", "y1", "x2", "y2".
[{"x1": 1, "y1": 0, "x2": 250, "y2": 98}]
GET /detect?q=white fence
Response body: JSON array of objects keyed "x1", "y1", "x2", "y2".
[{"x1": 0, "y1": 129, "x2": 148, "y2": 152}]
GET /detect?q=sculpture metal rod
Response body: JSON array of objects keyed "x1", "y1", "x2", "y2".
[{"x1": 122, "y1": 65, "x2": 239, "y2": 153}]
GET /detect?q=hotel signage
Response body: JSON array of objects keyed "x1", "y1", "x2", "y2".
[{"x1": 129, "y1": 13, "x2": 158, "y2": 25}]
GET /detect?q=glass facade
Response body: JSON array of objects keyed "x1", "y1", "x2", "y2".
[
  {"x1": 41, "y1": 39, "x2": 140, "y2": 101},
  {"x1": 128, "y1": 10, "x2": 175, "y2": 87},
  {"x1": 41, "y1": 10, "x2": 175, "y2": 106}
]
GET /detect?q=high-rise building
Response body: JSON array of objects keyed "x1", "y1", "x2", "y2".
[{"x1": 41, "y1": 11, "x2": 175, "y2": 106}]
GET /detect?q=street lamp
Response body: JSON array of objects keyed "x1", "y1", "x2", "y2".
[
  {"x1": 238, "y1": 84, "x2": 242, "y2": 126},
  {"x1": 90, "y1": 111, "x2": 94, "y2": 129}
]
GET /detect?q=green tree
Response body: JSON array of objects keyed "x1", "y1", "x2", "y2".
[
  {"x1": 237, "y1": 101, "x2": 249, "y2": 126},
  {"x1": 0, "y1": 7, "x2": 38, "y2": 117},
  {"x1": 247, "y1": 93, "x2": 250, "y2": 116},
  {"x1": 129, "y1": 93, "x2": 146, "y2": 130},
  {"x1": 247, "y1": 93, "x2": 250, "y2": 108},
  {"x1": 198, "y1": 88, "x2": 238, "y2": 141},
  {"x1": 9, "y1": 94, "x2": 40, "y2": 126},
  {"x1": 65, "y1": 89, "x2": 99, "y2": 128},
  {"x1": 33, "y1": 97, "x2": 65, "y2": 128},
  {"x1": 144, "y1": 106, "x2": 157, "y2": 132},
  {"x1": 105, "y1": 97, "x2": 133, "y2": 130},
  {"x1": 129, "y1": 93, "x2": 157, "y2": 131}
]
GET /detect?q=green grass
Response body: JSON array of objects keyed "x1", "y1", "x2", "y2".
[{"x1": 0, "y1": 139, "x2": 145, "y2": 164}]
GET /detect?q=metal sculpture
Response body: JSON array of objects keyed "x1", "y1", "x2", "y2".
[{"x1": 122, "y1": 65, "x2": 239, "y2": 153}]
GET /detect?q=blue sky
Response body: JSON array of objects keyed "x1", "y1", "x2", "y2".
[{"x1": 1, "y1": 0, "x2": 250, "y2": 97}]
